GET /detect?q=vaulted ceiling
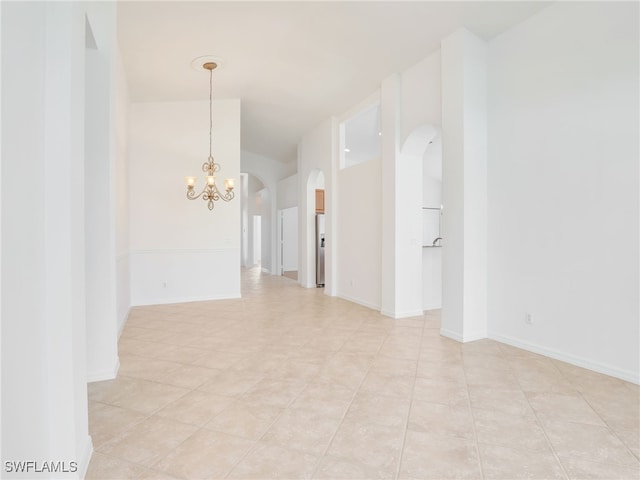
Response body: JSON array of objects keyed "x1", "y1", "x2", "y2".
[{"x1": 118, "y1": 1, "x2": 551, "y2": 164}]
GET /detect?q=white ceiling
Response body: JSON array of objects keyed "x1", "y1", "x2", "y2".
[{"x1": 117, "y1": 1, "x2": 551, "y2": 164}]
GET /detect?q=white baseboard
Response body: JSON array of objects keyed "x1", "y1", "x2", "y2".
[
  {"x1": 440, "y1": 328, "x2": 463, "y2": 342},
  {"x1": 132, "y1": 293, "x2": 241, "y2": 307},
  {"x1": 338, "y1": 293, "x2": 379, "y2": 312},
  {"x1": 489, "y1": 332, "x2": 640, "y2": 385},
  {"x1": 440, "y1": 328, "x2": 487, "y2": 343},
  {"x1": 422, "y1": 302, "x2": 442, "y2": 311},
  {"x1": 87, "y1": 357, "x2": 120, "y2": 383},
  {"x1": 381, "y1": 308, "x2": 425, "y2": 319},
  {"x1": 77, "y1": 434, "x2": 93, "y2": 479}
]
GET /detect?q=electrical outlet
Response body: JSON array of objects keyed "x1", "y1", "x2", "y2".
[{"x1": 525, "y1": 313, "x2": 533, "y2": 325}]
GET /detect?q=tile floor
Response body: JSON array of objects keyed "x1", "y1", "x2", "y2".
[{"x1": 86, "y1": 268, "x2": 639, "y2": 479}]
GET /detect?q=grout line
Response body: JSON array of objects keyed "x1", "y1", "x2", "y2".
[
  {"x1": 461, "y1": 344, "x2": 487, "y2": 480},
  {"x1": 308, "y1": 324, "x2": 391, "y2": 479},
  {"x1": 518, "y1": 386, "x2": 570, "y2": 479},
  {"x1": 394, "y1": 315, "x2": 427, "y2": 480}
]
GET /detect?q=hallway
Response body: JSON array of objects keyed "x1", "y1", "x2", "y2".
[{"x1": 87, "y1": 268, "x2": 639, "y2": 479}]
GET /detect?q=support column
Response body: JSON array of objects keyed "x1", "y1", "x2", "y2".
[
  {"x1": 441, "y1": 28, "x2": 488, "y2": 341},
  {"x1": 380, "y1": 74, "x2": 425, "y2": 319}
]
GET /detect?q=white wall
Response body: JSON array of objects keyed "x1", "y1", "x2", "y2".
[
  {"x1": 2, "y1": 1, "x2": 119, "y2": 475},
  {"x1": 84, "y1": 4, "x2": 120, "y2": 382},
  {"x1": 487, "y1": 1, "x2": 639, "y2": 382},
  {"x1": 281, "y1": 207, "x2": 298, "y2": 272},
  {"x1": 401, "y1": 51, "x2": 441, "y2": 148},
  {"x1": 337, "y1": 158, "x2": 382, "y2": 309},
  {"x1": 129, "y1": 99, "x2": 241, "y2": 305},
  {"x1": 115, "y1": 49, "x2": 130, "y2": 334},
  {"x1": 277, "y1": 173, "x2": 298, "y2": 210},
  {"x1": 255, "y1": 188, "x2": 272, "y2": 272},
  {"x1": 277, "y1": 174, "x2": 299, "y2": 275},
  {"x1": 2, "y1": 2, "x2": 50, "y2": 465}
]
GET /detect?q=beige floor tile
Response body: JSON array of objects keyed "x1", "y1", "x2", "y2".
[
  {"x1": 582, "y1": 388, "x2": 640, "y2": 432},
  {"x1": 153, "y1": 429, "x2": 256, "y2": 479},
  {"x1": 261, "y1": 408, "x2": 343, "y2": 455},
  {"x1": 97, "y1": 415, "x2": 198, "y2": 467},
  {"x1": 85, "y1": 452, "x2": 180, "y2": 480},
  {"x1": 527, "y1": 392, "x2": 606, "y2": 427},
  {"x1": 399, "y1": 430, "x2": 482, "y2": 480},
  {"x1": 198, "y1": 370, "x2": 264, "y2": 397},
  {"x1": 315, "y1": 354, "x2": 372, "y2": 388},
  {"x1": 204, "y1": 401, "x2": 283, "y2": 440},
  {"x1": 291, "y1": 382, "x2": 356, "y2": 418},
  {"x1": 473, "y1": 407, "x2": 551, "y2": 453},
  {"x1": 118, "y1": 354, "x2": 184, "y2": 383},
  {"x1": 615, "y1": 427, "x2": 640, "y2": 459},
  {"x1": 152, "y1": 345, "x2": 210, "y2": 364},
  {"x1": 370, "y1": 356, "x2": 418, "y2": 377},
  {"x1": 327, "y1": 420, "x2": 404, "y2": 476},
  {"x1": 378, "y1": 341, "x2": 421, "y2": 360},
  {"x1": 419, "y1": 346, "x2": 462, "y2": 363},
  {"x1": 478, "y1": 443, "x2": 566, "y2": 479},
  {"x1": 412, "y1": 376, "x2": 469, "y2": 407},
  {"x1": 155, "y1": 390, "x2": 234, "y2": 426},
  {"x1": 543, "y1": 420, "x2": 639, "y2": 467},
  {"x1": 242, "y1": 378, "x2": 308, "y2": 408},
  {"x1": 313, "y1": 454, "x2": 389, "y2": 479},
  {"x1": 416, "y1": 359, "x2": 466, "y2": 383},
  {"x1": 465, "y1": 365, "x2": 521, "y2": 389},
  {"x1": 560, "y1": 456, "x2": 640, "y2": 480},
  {"x1": 87, "y1": 269, "x2": 639, "y2": 480},
  {"x1": 287, "y1": 346, "x2": 335, "y2": 365},
  {"x1": 340, "y1": 336, "x2": 386, "y2": 355},
  {"x1": 304, "y1": 330, "x2": 353, "y2": 351},
  {"x1": 468, "y1": 385, "x2": 535, "y2": 417},
  {"x1": 118, "y1": 338, "x2": 179, "y2": 359},
  {"x1": 463, "y1": 352, "x2": 512, "y2": 373},
  {"x1": 360, "y1": 371, "x2": 414, "y2": 398},
  {"x1": 88, "y1": 402, "x2": 147, "y2": 449},
  {"x1": 227, "y1": 442, "x2": 319, "y2": 479},
  {"x1": 408, "y1": 400, "x2": 475, "y2": 439},
  {"x1": 344, "y1": 391, "x2": 411, "y2": 428},
  {"x1": 269, "y1": 359, "x2": 322, "y2": 382},
  {"x1": 88, "y1": 376, "x2": 190, "y2": 414},
  {"x1": 157, "y1": 364, "x2": 223, "y2": 389},
  {"x1": 191, "y1": 350, "x2": 245, "y2": 370}
]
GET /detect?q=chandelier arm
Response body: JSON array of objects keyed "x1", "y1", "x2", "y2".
[
  {"x1": 187, "y1": 187, "x2": 206, "y2": 201},
  {"x1": 207, "y1": 183, "x2": 235, "y2": 203}
]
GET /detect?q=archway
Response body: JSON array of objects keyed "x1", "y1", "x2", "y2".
[{"x1": 393, "y1": 124, "x2": 441, "y2": 316}]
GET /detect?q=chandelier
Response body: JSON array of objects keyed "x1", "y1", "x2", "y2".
[{"x1": 185, "y1": 61, "x2": 235, "y2": 210}]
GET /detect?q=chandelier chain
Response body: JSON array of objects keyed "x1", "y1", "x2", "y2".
[{"x1": 209, "y1": 67, "x2": 213, "y2": 158}]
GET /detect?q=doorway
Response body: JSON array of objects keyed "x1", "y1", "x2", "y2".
[{"x1": 280, "y1": 207, "x2": 298, "y2": 280}]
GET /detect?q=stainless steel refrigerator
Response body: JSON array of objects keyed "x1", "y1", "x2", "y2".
[{"x1": 315, "y1": 214, "x2": 325, "y2": 287}]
